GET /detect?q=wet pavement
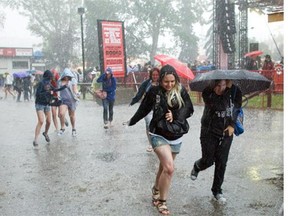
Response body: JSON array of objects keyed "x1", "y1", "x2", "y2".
[{"x1": 0, "y1": 98, "x2": 283, "y2": 216}]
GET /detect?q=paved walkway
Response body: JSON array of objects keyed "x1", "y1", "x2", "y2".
[{"x1": 0, "y1": 98, "x2": 283, "y2": 215}]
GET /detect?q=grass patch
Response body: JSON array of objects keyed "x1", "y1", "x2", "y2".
[{"x1": 189, "y1": 92, "x2": 283, "y2": 110}]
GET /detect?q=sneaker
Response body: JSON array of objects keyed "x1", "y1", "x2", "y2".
[
  {"x1": 64, "y1": 118, "x2": 69, "y2": 127},
  {"x1": 72, "y1": 129, "x2": 77, "y2": 137},
  {"x1": 42, "y1": 132, "x2": 50, "y2": 142},
  {"x1": 214, "y1": 193, "x2": 227, "y2": 204},
  {"x1": 104, "y1": 123, "x2": 109, "y2": 129},
  {"x1": 33, "y1": 141, "x2": 38, "y2": 147},
  {"x1": 58, "y1": 129, "x2": 65, "y2": 136},
  {"x1": 190, "y1": 164, "x2": 199, "y2": 180},
  {"x1": 109, "y1": 121, "x2": 113, "y2": 127}
]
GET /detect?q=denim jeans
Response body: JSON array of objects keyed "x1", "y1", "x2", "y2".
[{"x1": 102, "y1": 98, "x2": 114, "y2": 123}]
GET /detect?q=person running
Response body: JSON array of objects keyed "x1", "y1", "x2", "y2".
[
  {"x1": 97, "y1": 67, "x2": 117, "y2": 129},
  {"x1": 33, "y1": 70, "x2": 66, "y2": 147},
  {"x1": 58, "y1": 68, "x2": 80, "y2": 136},
  {"x1": 126, "y1": 65, "x2": 194, "y2": 215},
  {"x1": 190, "y1": 79, "x2": 242, "y2": 204},
  {"x1": 13, "y1": 77, "x2": 23, "y2": 102},
  {"x1": 129, "y1": 67, "x2": 160, "y2": 152},
  {"x1": 3, "y1": 72, "x2": 15, "y2": 99},
  {"x1": 50, "y1": 69, "x2": 63, "y2": 132}
]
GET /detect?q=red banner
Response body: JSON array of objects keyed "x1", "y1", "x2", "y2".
[
  {"x1": 0, "y1": 48, "x2": 33, "y2": 57},
  {"x1": 99, "y1": 21, "x2": 126, "y2": 77}
]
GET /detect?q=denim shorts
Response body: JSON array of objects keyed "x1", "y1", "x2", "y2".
[
  {"x1": 35, "y1": 103, "x2": 51, "y2": 112},
  {"x1": 150, "y1": 134, "x2": 182, "y2": 154}
]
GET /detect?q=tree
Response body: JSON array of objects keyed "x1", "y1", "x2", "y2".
[
  {"x1": 5, "y1": 0, "x2": 81, "y2": 70},
  {"x1": 84, "y1": 0, "x2": 123, "y2": 69},
  {"x1": 174, "y1": 0, "x2": 207, "y2": 64},
  {"x1": 119, "y1": 0, "x2": 180, "y2": 64}
]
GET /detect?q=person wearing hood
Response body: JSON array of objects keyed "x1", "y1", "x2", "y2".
[
  {"x1": 126, "y1": 65, "x2": 194, "y2": 215},
  {"x1": 33, "y1": 70, "x2": 66, "y2": 147},
  {"x1": 58, "y1": 68, "x2": 80, "y2": 136},
  {"x1": 97, "y1": 67, "x2": 117, "y2": 129}
]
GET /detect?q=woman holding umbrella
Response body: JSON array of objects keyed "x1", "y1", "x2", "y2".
[
  {"x1": 126, "y1": 65, "x2": 194, "y2": 214},
  {"x1": 190, "y1": 79, "x2": 242, "y2": 203}
]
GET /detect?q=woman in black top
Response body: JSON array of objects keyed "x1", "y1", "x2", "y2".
[
  {"x1": 128, "y1": 65, "x2": 194, "y2": 215},
  {"x1": 190, "y1": 79, "x2": 242, "y2": 203}
]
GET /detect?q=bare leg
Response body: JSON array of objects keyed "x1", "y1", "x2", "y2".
[
  {"x1": 51, "y1": 106, "x2": 59, "y2": 131},
  {"x1": 34, "y1": 110, "x2": 45, "y2": 143},
  {"x1": 153, "y1": 145, "x2": 176, "y2": 201},
  {"x1": 69, "y1": 109, "x2": 76, "y2": 129},
  {"x1": 58, "y1": 105, "x2": 68, "y2": 130},
  {"x1": 44, "y1": 110, "x2": 51, "y2": 134}
]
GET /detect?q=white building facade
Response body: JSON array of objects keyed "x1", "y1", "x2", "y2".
[{"x1": 0, "y1": 47, "x2": 33, "y2": 74}]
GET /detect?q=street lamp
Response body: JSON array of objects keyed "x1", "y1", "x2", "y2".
[{"x1": 78, "y1": 7, "x2": 85, "y2": 82}]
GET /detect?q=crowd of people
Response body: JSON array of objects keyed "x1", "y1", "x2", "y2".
[{"x1": 1, "y1": 63, "x2": 247, "y2": 215}]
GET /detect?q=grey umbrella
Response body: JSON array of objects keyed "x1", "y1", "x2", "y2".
[{"x1": 189, "y1": 69, "x2": 272, "y2": 95}]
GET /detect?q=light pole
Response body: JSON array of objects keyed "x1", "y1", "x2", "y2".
[{"x1": 78, "y1": 7, "x2": 85, "y2": 82}]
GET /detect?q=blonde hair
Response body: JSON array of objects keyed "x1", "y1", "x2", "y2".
[
  {"x1": 166, "y1": 82, "x2": 184, "y2": 108},
  {"x1": 159, "y1": 65, "x2": 185, "y2": 109}
]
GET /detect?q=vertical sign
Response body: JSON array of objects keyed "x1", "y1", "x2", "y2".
[{"x1": 97, "y1": 20, "x2": 127, "y2": 77}]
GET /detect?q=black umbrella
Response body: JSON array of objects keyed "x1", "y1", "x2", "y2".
[{"x1": 189, "y1": 69, "x2": 272, "y2": 95}]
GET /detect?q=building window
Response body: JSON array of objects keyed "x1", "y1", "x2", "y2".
[{"x1": 12, "y1": 61, "x2": 29, "y2": 69}]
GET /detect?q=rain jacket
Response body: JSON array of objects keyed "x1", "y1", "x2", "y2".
[
  {"x1": 200, "y1": 85, "x2": 242, "y2": 138},
  {"x1": 35, "y1": 70, "x2": 66, "y2": 105},
  {"x1": 96, "y1": 73, "x2": 117, "y2": 101},
  {"x1": 58, "y1": 68, "x2": 78, "y2": 102},
  {"x1": 129, "y1": 85, "x2": 194, "y2": 140},
  {"x1": 129, "y1": 79, "x2": 152, "y2": 106}
]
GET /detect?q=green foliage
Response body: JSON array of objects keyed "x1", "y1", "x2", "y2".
[{"x1": 4, "y1": 0, "x2": 210, "y2": 69}]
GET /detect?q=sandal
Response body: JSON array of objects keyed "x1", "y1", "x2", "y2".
[
  {"x1": 146, "y1": 146, "x2": 153, "y2": 152},
  {"x1": 42, "y1": 132, "x2": 50, "y2": 142},
  {"x1": 157, "y1": 200, "x2": 170, "y2": 215},
  {"x1": 152, "y1": 186, "x2": 160, "y2": 205}
]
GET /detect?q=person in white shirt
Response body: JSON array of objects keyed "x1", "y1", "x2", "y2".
[{"x1": 4, "y1": 72, "x2": 15, "y2": 99}]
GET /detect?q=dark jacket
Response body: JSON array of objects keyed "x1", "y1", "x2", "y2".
[
  {"x1": 201, "y1": 84, "x2": 242, "y2": 138},
  {"x1": 129, "y1": 85, "x2": 194, "y2": 140},
  {"x1": 35, "y1": 70, "x2": 66, "y2": 105},
  {"x1": 130, "y1": 79, "x2": 152, "y2": 106}
]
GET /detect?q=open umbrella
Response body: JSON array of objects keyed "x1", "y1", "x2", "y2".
[
  {"x1": 189, "y1": 69, "x2": 271, "y2": 95},
  {"x1": 244, "y1": 50, "x2": 263, "y2": 58},
  {"x1": 13, "y1": 71, "x2": 29, "y2": 78},
  {"x1": 26, "y1": 70, "x2": 44, "y2": 75},
  {"x1": 154, "y1": 54, "x2": 195, "y2": 80}
]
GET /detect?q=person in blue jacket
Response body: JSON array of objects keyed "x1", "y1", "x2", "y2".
[{"x1": 97, "y1": 67, "x2": 117, "y2": 129}]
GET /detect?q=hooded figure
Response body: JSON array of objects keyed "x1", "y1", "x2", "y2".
[
  {"x1": 57, "y1": 68, "x2": 80, "y2": 136},
  {"x1": 60, "y1": 68, "x2": 75, "y2": 81},
  {"x1": 96, "y1": 67, "x2": 117, "y2": 101},
  {"x1": 35, "y1": 70, "x2": 67, "y2": 105},
  {"x1": 96, "y1": 67, "x2": 117, "y2": 128},
  {"x1": 35, "y1": 70, "x2": 54, "y2": 105}
]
